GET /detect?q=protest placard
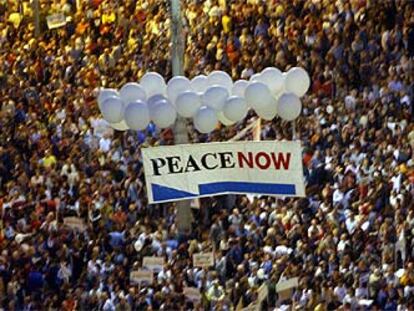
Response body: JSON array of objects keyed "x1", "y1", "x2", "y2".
[
  {"x1": 193, "y1": 252, "x2": 214, "y2": 268},
  {"x1": 130, "y1": 270, "x2": 153, "y2": 285},
  {"x1": 143, "y1": 256, "x2": 164, "y2": 272},
  {"x1": 47, "y1": 13, "x2": 67, "y2": 29},
  {"x1": 63, "y1": 217, "x2": 87, "y2": 231},
  {"x1": 276, "y1": 277, "x2": 299, "y2": 302}
]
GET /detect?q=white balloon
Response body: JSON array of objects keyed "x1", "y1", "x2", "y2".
[
  {"x1": 202, "y1": 86, "x2": 229, "y2": 111},
  {"x1": 258, "y1": 67, "x2": 284, "y2": 95},
  {"x1": 150, "y1": 99, "x2": 177, "y2": 128},
  {"x1": 98, "y1": 88, "x2": 119, "y2": 110},
  {"x1": 101, "y1": 96, "x2": 124, "y2": 123},
  {"x1": 231, "y1": 80, "x2": 249, "y2": 97},
  {"x1": 190, "y1": 75, "x2": 209, "y2": 93},
  {"x1": 167, "y1": 76, "x2": 191, "y2": 104},
  {"x1": 175, "y1": 91, "x2": 201, "y2": 118},
  {"x1": 223, "y1": 96, "x2": 248, "y2": 122},
  {"x1": 109, "y1": 120, "x2": 129, "y2": 131},
  {"x1": 245, "y1": 82, "x2": 274, "y2": 111},
  {"x1": 124, "y1": 100, "x2": 150, "y2": 130},
  {"x1": 277, "y1": 93, "x2": 302, "y2": 121},
  {"x1": 140, "y1": 72, "x2": 167, "y2": 97},
  {"x1": 120, "y1": 82, "x2": 147, "y2": 104},
  {"x1": 255, "y1": 97, "x2": 278, "y2": 121},
  {"x1": 147, "y1": 94, "x2": 167, "y2": 117},
  {"x1": 284, "y1": 67, "x2": 310, "y2": 97},
  {"x1": 207, "y1": 71, "x2": 233, "y2": 91},
  {"x1": 148, "y1": 94, "x2": 167, "y2": 106},
  {"x1": 217, "y1": 111, "x2": 236, "y2": 126},
  {"x1": 194, "y1": 106, "x2": 218, "y2": 133},
  {"x1": 249, "y1": 73, "x2": 261, "y2": 82}
]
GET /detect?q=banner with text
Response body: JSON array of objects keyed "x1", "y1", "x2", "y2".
[{"x1": 142, "y1": 141, "x2": 305, "y2": 204}]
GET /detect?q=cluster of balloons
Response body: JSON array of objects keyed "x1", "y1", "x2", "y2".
[{"x1": 97, "y1": 67, "x2": 310, "y2": 134}]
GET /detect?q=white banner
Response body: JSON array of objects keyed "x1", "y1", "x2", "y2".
[{"x1": 142, "y1": 141, "x2": 305, "y2": 204}]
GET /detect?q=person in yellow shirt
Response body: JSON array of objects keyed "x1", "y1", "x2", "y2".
[
  {"x1": 102, "y1": 10, "x2": 116, "y2": 25},
  {"x1": 127, "y1": 29, "x2": 137, "y2": 50},
  {"x1": 275, "y1": 4, "x2": 285, "y2": 17},
  {"x1": 222, "y1": 10, "x2": 231, "y2": 34},
  {"x1": 8, "y1": 12, "x2": 22, "y2": 29},
  {"x1": 43, "y1": 150, "x2": 57, "y2": 168}
]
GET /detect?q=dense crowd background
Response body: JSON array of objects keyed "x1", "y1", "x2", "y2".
[{"x1": 1, "y1": 0, "x2": 414, "y2": 310}]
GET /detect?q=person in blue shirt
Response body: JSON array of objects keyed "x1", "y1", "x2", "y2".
[
  {"x1": 27, "y1": 265, "x2": 44, "y2": 293},
  {"x1": 228, "y1": 238, "x2": 243, "y2": 265},
  {"x1": 384, "y1": 297, "x2": 398, "y2": 311},
  {"x1": 109, "y1": 231, "x2": 125, "y2": 248},
  {"x1": 254, "y1": 19, "x2": 268, "y2": 38}
]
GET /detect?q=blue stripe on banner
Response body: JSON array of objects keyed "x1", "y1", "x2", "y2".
[
  {"x1": 152, "y1": 183, "x2": 196, "y2": 202},
  {"x1": 199, "y1": 182, "x2": 296, "y2": 196}
]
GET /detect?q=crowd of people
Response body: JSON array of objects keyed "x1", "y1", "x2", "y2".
[{"x1": 1, "y1": 0, "x2": 414, "y2": 310}]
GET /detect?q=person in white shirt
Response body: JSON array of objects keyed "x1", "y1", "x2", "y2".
[
  {"x1": 346, "y1": 212, "x2": 357, "y2": 234},
  {"x1": 299, "y1": 289, "x2": 312, "y2": 307},
  {"x1": 228, "y1": 209, "x2": 242, "y2": 227},
  {"x1": 99, "y1": 135, "x2": 112, "y2": 153},
  {"x1": 87, "y1": 259, "x2": 99, "y2": 279},
  {"x1": 333, "y1": 185, "x2": 344, "y2": 206},
  {"x1": 67, "y1": 168, "x2": 79, "y2": 187},
  {"x1": 355, "y1": 281, "x2": 369, "y2": 300},
  {"x1": 30, "y1": 171, "x2": 44, "y2": 186},
  {"x1": 307, "y1": 219, "x2": 323, "y2": 239},
  {"x1": 343, "y1": 288, "x2": 358, "y2": 309},
  {"x1": 102, "y1": 292, "x2": 115, "y2": 311},
  {"x1": 391, "y1": 173, "x2": 402, "y2": 192},
  {"x1": 57, "y1": 261, "x2": 72, "y2": 284},
  {"x1": 334, "y1": 281, "x2": 347, "y2": 303},
  {"x1": 241, "y1": 66, "x2": 254, "y2": 79},
  {"x1": 337, "y1": 234, "x2": 349, "y2": 254}
]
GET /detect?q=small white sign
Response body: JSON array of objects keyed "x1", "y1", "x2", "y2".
[
  {"x1": 130, "y1": 270, "x2": 153, "y2": 285},
  {"x1": 63, "y1": 217, "x2": 87, "y2": 231},
  {"x1": 143, "y1": 256, "x2": 164, "y2": 272},
  {"x1": 193, "y1": 252, "x2": 214, "y2": 268},
  {"x1": 47, "y1": 13, "x2": 67, "y2": 29},
  {"x1": 276, "y1": 277, "x2": 299, "y2": 303},
  {"x1": 276, "y1": 277, "x2": 299, "y2": 292}
]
